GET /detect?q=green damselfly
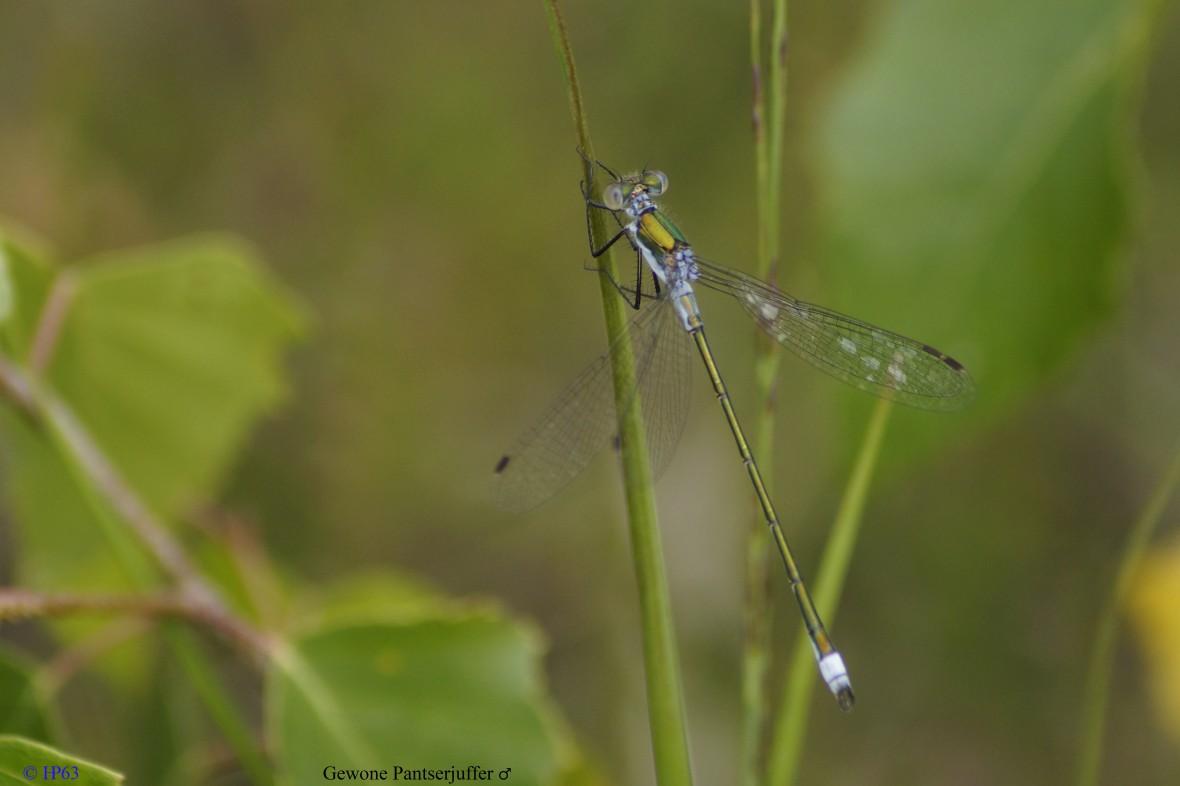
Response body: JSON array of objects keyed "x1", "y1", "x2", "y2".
[{"x1": 492, "y1": 155, "x2": 975, "y2": 709}]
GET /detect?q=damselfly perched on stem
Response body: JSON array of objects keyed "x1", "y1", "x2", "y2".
[{"x1": 492, "y1": 154, "x2": 975, "y2": 709}]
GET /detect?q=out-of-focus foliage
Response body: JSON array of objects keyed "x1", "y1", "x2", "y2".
[
  {"x1": 1, "y1": 236, "x2": 304, "y2": 591},
  {"x1": 0, "y1": 735, "x2": 122, "y2": 784},
  {"x1": 267, "y1": 573, "x2": 604, "y2": 786},
  {"x1": 0, "y1": 242, "x2": 14, "y2": 326},
  {"x1": 0, "y1": 652, "x2": 51, "y2": 741},
  {"x1": 818, "y1": 0, "x2": 1152, "y2": 443},
  {"x1": 47, "y1": 238, "x2": 306, "y2": 516},
  {"x1": 0, "y1": 224, "x2": 596, "y2": 782},
  {"x1": 1130, "y1": 534, "x2": 1180, "y2": 744},
  {"x1": 269, "y1": 616, "x2": 560, "y2": 785}
]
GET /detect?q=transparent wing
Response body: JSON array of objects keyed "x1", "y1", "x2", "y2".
[
  {"x1": 491, "y1": 299, "x2": 692, "y2": 514},
  {"x1": 632, "y1": 302, "x2": 693, "y2": 482},
  {"x1": 694, "y1": 258, "x2": 976, "y2": 412}
]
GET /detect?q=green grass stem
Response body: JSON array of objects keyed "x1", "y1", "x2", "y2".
[
  {"x1": 743, "y1": 2, "x2": 787, "y2": 783},
  {"x1": 543, "y1": 2, "x2": 694, "y2": 783},
  {"x1": 1075, "y1": 434, "x2": 1180, "y2": 786}
]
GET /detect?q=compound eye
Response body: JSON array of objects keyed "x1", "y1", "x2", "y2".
[
  {"x1": 642, "y1": 170, "x2": 668, "y2": 196},
  {"x1": 603, "y1": 182, "x2": 627, "y2": 210}
]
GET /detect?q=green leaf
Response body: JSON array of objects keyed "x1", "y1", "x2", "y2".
[
  {"x1": 0, "y1": 232, "x2": 305, "y2": 697},
  {"x1": 46, "y1": 233, "x2": 306, "y2": 516},
  {"x1": 0, "y1": 406, "x2": 126, "y2": 591},
  {"x1": 814, "y1": 0, "x2": 1156, "y2": 423},
  {"x1": 288, "y1": 571, "x2": 472, "y2": 630},
  {"x1": 0, "y1": 735, "x2": 122, "y2": 785},
  {"x1": 0, "y1": 651, "x2": 53, "y2": 740},
  {"x1": 268, "y1": 612, "x2": 564, "y2": 786},
  {"x1": 0, "y1": 242, "x2": 14, "y2": 327},
  {"x1": 0, "y1": 232, "x2": 304, "y2": 590},
  {"x1": 0, "y1": 229, "x2": 55, "y2": 360}
]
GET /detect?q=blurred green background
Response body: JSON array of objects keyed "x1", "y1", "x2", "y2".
[{"x1": 1, "y1": 0, "x2": 1179, "y2": 784}]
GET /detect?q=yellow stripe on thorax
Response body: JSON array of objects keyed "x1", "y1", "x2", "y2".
[{"x1": 638, "y1": 212, "x2": 677, "y2": 254}]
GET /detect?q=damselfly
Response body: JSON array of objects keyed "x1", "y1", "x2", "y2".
[{"x1": 492, "y1": 155, "x2": 975, "y2": 709}]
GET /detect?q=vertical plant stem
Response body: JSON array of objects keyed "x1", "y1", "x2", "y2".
[
  {"x1": 745, "y1": 1, "x2": 787, "y2": 783},
  {"x1": 744, "y1": 1, "x2": 772, "y2": 783},
  {"x1": 765, "y1": 0, "x2": 789, "y2": 241},
  {"x1": 767, "y1": 397, "x2": 892, "y2": 786},
  {"x1": 543, "y1": 2, "x2": 694, "y2": 783},
  {"x1": 1075, "y1": 435, "x2": 1180, "y2": 786}
]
